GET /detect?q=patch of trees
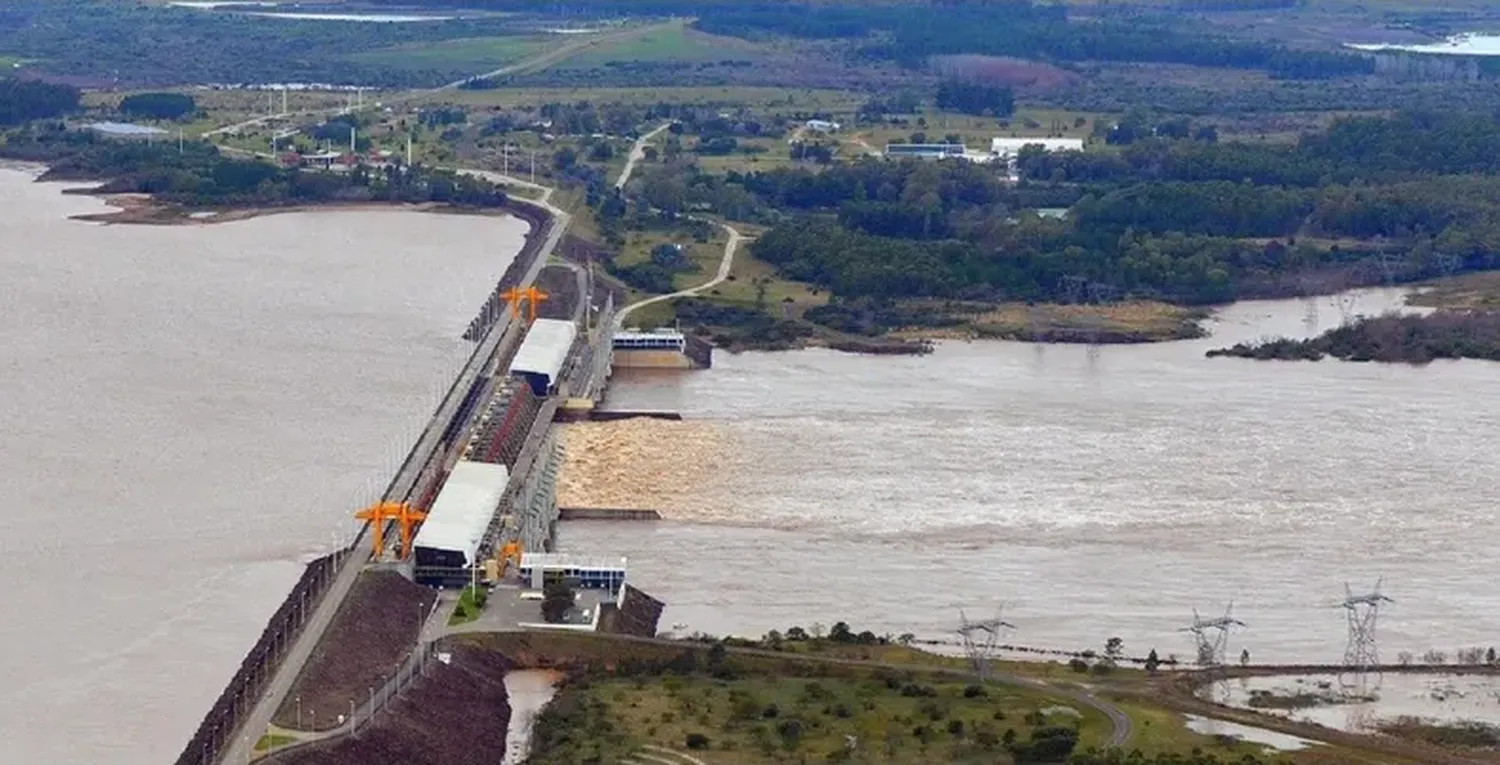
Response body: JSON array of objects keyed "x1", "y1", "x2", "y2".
[
  {"x1": 1071, "y1": 181, "x2": 1313, "y2": 238},
  {"x1": 1023, "y1": 110, "x2": 1500, "y2": 188},
  {"x1": 0, "y1": 78, "x2": 79, "y2": 125},
  {"x1": 0, "y1": 125, "x2": 508, "y2": 208},
  {"x1": 418, "y1": 106, "x2": 466, "y2": 129},
  {"x1": 1207, "y1": 312, "x2": 1500, "y2": 364},
  {"x1": 0, "y1": 0, "x2": 532, "y2": 87},
  {"x1": 540, "y1": 577, "x2": 575, "y2": 623},
  {"x1": 934, "y1": 80, "x2": 1015, "y2": 117},
  {"x1": 118, "y1": 92, "x2": 196, "y2": 120}
]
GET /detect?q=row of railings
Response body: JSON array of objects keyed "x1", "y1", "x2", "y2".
[{"x1": 175, "y1": 197, "x2": 557, "y2": 765}]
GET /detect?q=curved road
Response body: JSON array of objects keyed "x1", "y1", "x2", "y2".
[
  {"x1": 614, "y1": 221, "x2": 745, "y2": 329},
  {"x1": 615, "y1": 122, "x2": 672, "y2": 190}
]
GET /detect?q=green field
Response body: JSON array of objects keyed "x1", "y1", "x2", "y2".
[
  {"x1": 430, "y1": 85, "x2": 863, "y2": 111},
  {"x1": 347, "y1": 35, "x2": 552, "y2": 72},
  {"x1": 542, "y1": 673, "x2": 1114, "y2": 765},
  {"x1": 558, "y1": 25, "x2": 765, "y2": 69}
]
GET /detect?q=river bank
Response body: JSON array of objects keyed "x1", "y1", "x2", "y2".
[{"x1": 0, "y1": 166, "x2": 533, "y2": 765}]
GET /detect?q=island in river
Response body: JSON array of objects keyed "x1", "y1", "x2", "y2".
[{"x1": 1207, "y1": 273, "x2": 1500, "y2": 364}]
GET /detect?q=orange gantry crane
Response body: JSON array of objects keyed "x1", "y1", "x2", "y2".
[
  {"x1": 354, "y1": 501, "x2": 428, "y2": 561},
  {"x1": 499, "y1": 286, "x2": 549, "y2": 323}
]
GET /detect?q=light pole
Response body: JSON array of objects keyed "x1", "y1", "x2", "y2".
[{"x1": 296, "y1": 696, "x2": 302, "y2": 731}]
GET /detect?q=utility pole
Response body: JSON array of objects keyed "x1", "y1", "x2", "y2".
[
  {"x1": 530, "y1": 150, "x2": 536, "y2": 184},
  {"x1": 282, "y1": 87, "x2": 288, "y2": 116},
  {"x1": 178, "y1": 128, "x2": 183, "y2": 155}
]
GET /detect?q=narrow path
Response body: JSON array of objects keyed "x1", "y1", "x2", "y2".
[
  {"x1": 615, "y1": 122, "x2": 672, "y2": 190},
  {"x1": 613, "y1": 221, "x2": 745, "y2": 329},
  {"x1": 432, "y1": 23, "x2": 676, "y2": 92}
]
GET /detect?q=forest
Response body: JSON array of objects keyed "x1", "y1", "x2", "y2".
[
  {"x1": 0, "y1": 0, "x2": 1383, "y2": 89},
  {"x1": 0, "y1": 78, "x2": 79, "y2": 126},
  {"x1": 636, "y1": 110, "x2": 1500, "y2": 309},
  {"x1": 369, "y1": 0, "x2": 1373, "y2": 80},
  {"x1": 0, "y1": 124, "x2": 509, "y2": 209}
]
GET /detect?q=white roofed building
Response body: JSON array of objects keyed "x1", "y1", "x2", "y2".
[
  {"x1": 412, "y1": 460, "x2": 510, "y2": 582},
  {"x1": 989, "y1": 137, "x2": 1085, "y2": 160},
  {"x1": 508, "y1": 318, "x2": 578, "y2": 396}
]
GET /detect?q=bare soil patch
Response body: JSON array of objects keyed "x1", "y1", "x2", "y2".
[
  {"x1": 273, "y1": 571, "x2": 436, "y2": 732},
  {"x1": 268, "y1": 643, "x2": 512, "y2": 765}
]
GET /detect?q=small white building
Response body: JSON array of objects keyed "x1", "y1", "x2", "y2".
[
  {"x1": 805, "y1": 119, "x2": 841, "y2": 134},
  {"x1": 989, "y1": 137, "x2": 1085, "y2": 161}
]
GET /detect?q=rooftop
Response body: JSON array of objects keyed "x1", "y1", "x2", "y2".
[
  {"x1": 86, "y1": 122, "x2": 170, "y2": 137},
  {"x1": 519, "y1": 552, "x2": 628, "y2": 572}
]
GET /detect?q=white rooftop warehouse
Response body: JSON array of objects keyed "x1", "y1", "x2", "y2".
[
  {"x1": 990, "y1": 137, "x2": 1085, "y2": 159},
  {"x1": 411, "y1": 460, "x2": 510, "y2": 567},
  {"x1": 508, "y1": 318, "x2": 577, "y2": 394}
]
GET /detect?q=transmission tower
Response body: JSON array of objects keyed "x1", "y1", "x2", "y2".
[
  {"x1": 957, "y1": 608, "x2": 1014, "y2": 682},
  {"x1": 1338, "y1": 579, "x2": 1392, "y2": 688},
  {"x1": 1181, "y1": 603, "x2": 1245, "y2": 669}
]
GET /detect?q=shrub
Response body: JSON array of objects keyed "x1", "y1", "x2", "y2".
[
  {"x1": 947, "y1": 719, "x2": 965, "y2": 737},
  {"x1": 963, "y1": 684, "x2": 987, "y2": 698},
  {"x1": 685, "y1": 733, "x2": 710, "y2": 750},
  {"x1": 762, "y1": 703, "x2": 780, "y2": 719},
  {"x1": 1068, "y1": 658, "x2": 1090, "y2": 673}
]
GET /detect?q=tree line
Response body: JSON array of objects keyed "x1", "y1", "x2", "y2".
[
  {"x1": 1, "y1": 124, "x2": 509, "y2": 208},
  {"x1": 0, "y1": 78, "x2": 79, "y2": 126}
]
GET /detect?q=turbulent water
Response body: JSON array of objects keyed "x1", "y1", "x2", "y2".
[
  {"x1": 0, "y1": 168, "x2": 525, "y2": 765},
  {"x1": 562, "y1": 288, "x2": 1500, "y2": 666}
]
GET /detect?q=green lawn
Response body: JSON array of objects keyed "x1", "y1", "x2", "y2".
[
  {"x1": 347, "y1": 35, "x2": 553, "y2": 72},
  {"x1": 531, "y1": 670, "x2": 1116, "y2": 765},
  {"x1": 254, "y1": 733, "x2": 297, "y2": 751},
  {"x1": 558, "y1": 25, "x2": 763, "y2": 68},
  {"x1": 432, "y1": 86, "x2": 864, "y2": 111}
]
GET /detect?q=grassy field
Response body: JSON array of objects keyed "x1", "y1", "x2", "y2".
[
  {"x1": 461, "y1": 632, "x2": 1289, "y2": 765},
  {"x1": 698, "y1": 248, "x2": 828, "y2": 319},
  {"x1": 950, "y1": 301, "x2": 1211, "y2": 344},
  {"x1": 427, "y1": 86, "x2": 865, "y2": 111},
  {"x1": 254, "y1": 733, "x2": 297, "y2": 751},
  {"x1": 346, "y1": 35, "x2": 552, "y2": 72},
  {"x1": 1408, "y1": 271, "x2": 1500, "y2": 312},
  {"x1": 854, "y1": 107, "x2": 1103, "y2": 152},
  {"x1": 557, "y1": 25, "x2": 767, "y2": 69},
  {"x1": 550, "y1": 672, "x2": 1114, "y2": 765}
]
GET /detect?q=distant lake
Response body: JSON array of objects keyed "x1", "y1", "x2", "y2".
[
  {"x1": 1347, "y1": 33, "x2": 1500, "y2": 56},
  {"x1": 169, "y1": 2, "x2": 457, "y2": 22}
]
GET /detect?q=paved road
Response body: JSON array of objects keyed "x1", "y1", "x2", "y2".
[
  {"x1": 214, "y1": 191, "x2": 566, "y2": 765},
  {"x1": 614, "y1": 221, "x2": 745, "y2": 329},
  {"x1": 614, "y1": 122, "x2": 671, "y2": 190}
]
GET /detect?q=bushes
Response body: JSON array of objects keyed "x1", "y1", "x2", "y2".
[
  {"x1": 119, "y1": 92, "x2": 196, "y2": 120},
  {"x1": 684, "y1": 732, "x2": 711, "y2": 750}
]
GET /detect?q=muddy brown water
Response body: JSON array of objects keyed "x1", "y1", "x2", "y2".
[
  {"x1": 560, "y1": 287, "x2": 1500, "y2": 670},
  {"x1": 0, "y1": 168, "x2": 526, "y2": 765}
]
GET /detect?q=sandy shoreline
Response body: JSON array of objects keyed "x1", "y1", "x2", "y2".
[{"x1": 69, "y1": 191, "x2": 520, "y2": 226}]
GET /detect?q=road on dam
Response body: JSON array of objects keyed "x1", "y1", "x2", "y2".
[{"x1": 213, "y1": 194, "x2": 568, "y2": 765}]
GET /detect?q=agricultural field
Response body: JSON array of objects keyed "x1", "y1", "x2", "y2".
[
  {"x1": 428, "y1": 86, "x2": 864, "y2": 112},
  {"x1": 346, "y1": 35, "x2": 554, "y2": 73},
  {"x1": 555, "y1": 25, "x2": 769, "y2": 69}
]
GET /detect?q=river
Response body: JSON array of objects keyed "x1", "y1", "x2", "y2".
[
  {"x1": 561, "y1": 288, "x2": 1500, "y2": 666},
  {"x1": 0, "y1": 167, "x2": 526, "y2": 765}
]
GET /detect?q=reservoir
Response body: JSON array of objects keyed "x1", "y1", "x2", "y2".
[
  {"x1": 562, "y1": 287, "x2": 1500, "y2": 666},
  {"x1": 0, "y1": 167, "x2": 526, "y2": 765}
]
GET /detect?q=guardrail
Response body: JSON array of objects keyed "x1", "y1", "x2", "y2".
[{"x1": 176, "y1": 196, "x2": 558, "y2": 765}]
